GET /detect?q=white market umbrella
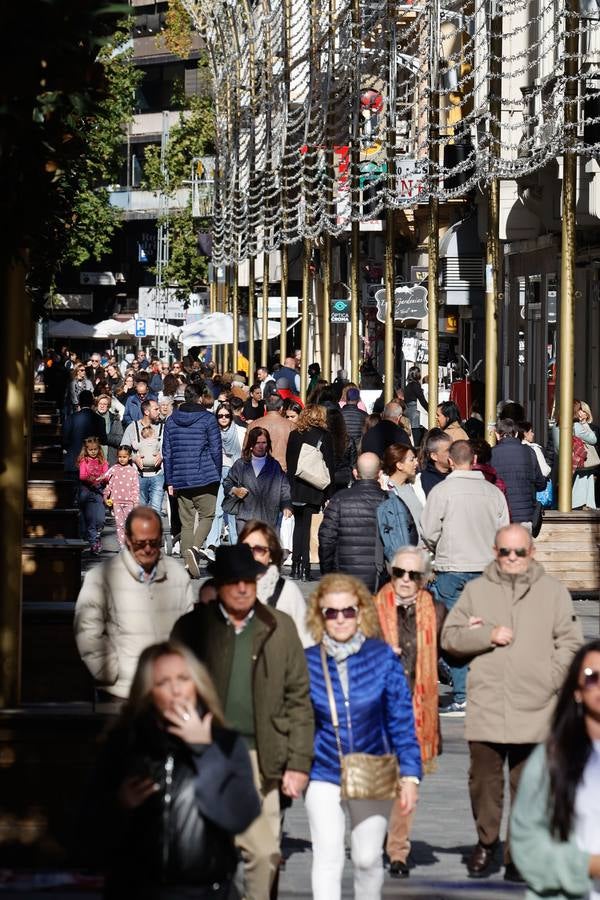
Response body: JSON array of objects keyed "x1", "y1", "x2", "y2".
[{"x1": 180, "y1": 312, "x2": 280, "y2": 350}]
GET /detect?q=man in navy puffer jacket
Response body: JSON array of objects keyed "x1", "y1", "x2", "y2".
[
  {"x1": 163, "y1": 383, "x2": 222, "y2": 571},
  {"x1": 491, "y1": 418, "x2": 546, "y2": 525}
]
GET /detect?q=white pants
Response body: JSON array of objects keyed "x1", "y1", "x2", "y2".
[{"x1": 305, "y1": 780, "x2": 391, "y2": 900}]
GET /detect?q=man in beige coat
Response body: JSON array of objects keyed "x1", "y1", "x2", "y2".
[
  {"x1": 74, "y1": 507, "x2": 195, "y2": 700},
  {"x1": 441, "y1": 523, "x2": 582, "y2": 881}
]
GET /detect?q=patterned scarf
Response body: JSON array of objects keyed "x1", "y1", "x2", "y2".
[
  {"x1": 373, "y1": 584, "x2": 439, "y2": 768},
  {"x1": 322, "y1": 630, "x2": 366, "y2": 662}
]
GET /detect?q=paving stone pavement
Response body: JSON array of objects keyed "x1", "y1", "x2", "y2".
[{"x1": 74, "y1": 522, "x2": 599, "y2": 900}]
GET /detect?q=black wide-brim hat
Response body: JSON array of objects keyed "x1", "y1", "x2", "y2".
[{"x1": 206, "y1": 543, "x2": 267, "y2": 582}]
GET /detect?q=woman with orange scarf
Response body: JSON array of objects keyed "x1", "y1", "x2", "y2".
[{"x1": 374, "y1": 546, "x2": 446, "y2": 879}]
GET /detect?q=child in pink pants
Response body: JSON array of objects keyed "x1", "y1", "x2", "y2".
[{"x1": 103, "y1": 445, "x2": 140, "y2": 546}]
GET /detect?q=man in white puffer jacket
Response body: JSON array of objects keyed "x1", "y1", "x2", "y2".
[{"x1": 74, "y1": 507, "x2": 195, "y2": 700}]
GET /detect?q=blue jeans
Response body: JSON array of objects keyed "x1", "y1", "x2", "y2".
[
  {"x1": 79, "y1": 485, "x2": 106, "y2": 546},
  {"x1": 433, "y1": 570, "x2": 482, "y2": 703},
  {"x1": 204, "y1": 465, "x2": 238, "y2": 548},
  {"x1": 139, "y1": 472, "x2": 165, "y2": 513}
]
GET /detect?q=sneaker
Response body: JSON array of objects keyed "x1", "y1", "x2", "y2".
[
  {"x1": 440, "y1": 700, "x2": 467, "y2": 717},
  {"x1": 185, "y1": 547, "x2": 201, "y2": 579},
  {"x1": 199, "y1": 547, "x2": 215, "y2": 563}
]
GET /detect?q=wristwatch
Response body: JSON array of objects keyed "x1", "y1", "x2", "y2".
[{"x1": 400, "y1": 776, "x2": 421, "y2": 786}]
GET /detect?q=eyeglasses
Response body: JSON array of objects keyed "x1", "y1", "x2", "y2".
[
  {"x1": 248, "y1": 544, "x2": 269, "y2": 556},
  {"x1": 582, "y1": 667, "x2": 600, "y2": 689},
  {"x1": 321, "y1": 606, "x2": 358, "y2": 620},
  {"x1": 129, "y1": 538, "x2": 161, "y2": 550},
  {"x1": 392, "y1": 567, "x2": 424, "y2": 581},
  {"x1": 497, "y1": 547, "x2": 529, "y2": 558}
]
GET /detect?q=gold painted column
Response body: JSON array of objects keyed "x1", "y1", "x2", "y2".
[
  {"x1": 484, "y1": 6, "x2": 502, "y2": 445},
  {"x1": 0, "y1": 260, "x2": 28, "y2": 707},
  {"x1": 322, "y1": 234, "x2": 332, "y2": 382},
  {"x1": 427, "y1": 199, "x2": 439, "y2": 428},
  {"x1": 384, "y1": 0, "x2": 397, "y2": 404},
  {"x1": 280, "y1": 245, "x2": 288, "y2": 363},
  {"x1": 261, "y1": 251, "x2": 270, "y2": 368},
  {"x1": 248, "y1": 257, "x2": 256, "y2": 381},
  {"x1": 558, "y1": 0, "x2": 578, "y2": 512},
  {"x1": 232, "y1": 263, "x2": 239, "y2": 372},
  {"x1": 301, "y1": 238, "x2": 311, "y2": 401},
  {"x1": 350, "y1": 223, "x2": 360, "y2": 385},
  {"x1": 209, "y1": 279, "x2": 217, "y2": 371}
]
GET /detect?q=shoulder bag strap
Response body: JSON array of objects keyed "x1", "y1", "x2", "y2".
[
  {"x1": 266, "y1": 576, "x2": 286, "y2": 608},
  {"x1": 320, "y1": 644, "x2": 344, "y2": 765}
]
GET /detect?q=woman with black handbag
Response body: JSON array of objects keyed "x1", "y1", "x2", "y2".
[
  {"x1": 286, "y1": 404, "x2": 336, "y2": 582},
  {"x1": 84, "y1": 640, "x2": 260, "y2": 899},
  {"x1": 304, "y1": 574, "x2": 422, "y2": 900}
]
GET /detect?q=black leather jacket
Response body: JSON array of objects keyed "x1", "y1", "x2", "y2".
[{"x1": 86, "y1": 712, "x2": 260, "y2": 898}]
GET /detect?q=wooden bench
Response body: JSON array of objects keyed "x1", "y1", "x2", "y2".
[
  {"x1": 29, "y1": 460, "x2": 66, "y2": 480},
  {"x1": 24, "y1": 508, "x2": 80, "y2": 540},
  {"x1": 27, "y1": 479, "x2": 75, "y2": 510},
  {"x1": 22, "y1": 538, "x2": 86, "y2": 603},
  {"x1": 33, "y1": 411, "x2": 61, "y2": 427},
  {"x1": 21, "y1": 603, "x2": 93, "y2": 703},
  {"x1": 536, "y1": 510, "x2": 600, "y2": 596}
]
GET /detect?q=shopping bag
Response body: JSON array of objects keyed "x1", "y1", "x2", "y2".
[{"x1": 279, "y1": 515, "x2": 294, "y2": 553}]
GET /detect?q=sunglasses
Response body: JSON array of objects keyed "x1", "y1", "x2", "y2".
[
  {"x1": 582, "y1": 667, "x2": 600, "y2": 689},
  {"x1": 497, "y1": 547, "x2": 528, "y2": 558},
  {"x1": 392, "y1": 567, "x2": 424, "y2": 581},
  {"x1": 129, "y1": 538, "x2": 161, "y2": 550},
  {"x1": 248, "y1": 544, "x2": 269, "y2": 556},
  {"x1": 321, "y1": 605, "x2": 358, "y2": 621},
  {"x1": 217, "y1": 414, "x2": 232, "y2": 419}
]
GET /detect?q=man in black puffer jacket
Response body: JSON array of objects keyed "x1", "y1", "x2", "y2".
[
  {"x1": 491, "y1": 418, "x2": 546, "y2": 524},
  {"x1": 318, "y1": 452, "x2": 387, "y2": 591},
  {"x1": 341, "y1": 387, "x2": 367, "y2": 443}
]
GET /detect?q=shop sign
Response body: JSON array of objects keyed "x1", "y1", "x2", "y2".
[
  {"x1": 331, "y1": 298, "x2": 351, "y2": 323},
  {"x1": 375, "y1": 284, "x2": 428, "y2": 323}
]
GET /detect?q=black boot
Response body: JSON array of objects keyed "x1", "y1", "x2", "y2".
[
  {"x1": 290, "y1": 560, "x2": 301, "y2": 580},
  {"x1": 301, "y1": 565, "x2": 313, "y2": 582}
]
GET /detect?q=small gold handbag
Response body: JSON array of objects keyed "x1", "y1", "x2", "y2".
[{"x1": 320, "y1": 645, "x2": 400, "y2": 801}]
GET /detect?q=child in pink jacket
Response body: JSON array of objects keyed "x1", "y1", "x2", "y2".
[{"x1": 103, "y1": 445, "x2": 140, "y2": 546}]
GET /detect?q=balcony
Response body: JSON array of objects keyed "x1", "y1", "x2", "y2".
[
  {"x1": 109, "y1": 188, "x2": 192, "y2": 220},
  {"x1": 130, "y1": 110, "x2": 191, "y2": 140}
]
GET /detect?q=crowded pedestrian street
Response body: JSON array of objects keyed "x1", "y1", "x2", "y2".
[{"x1": 3, "y1": 1, "x2": 600, "y2": 898}]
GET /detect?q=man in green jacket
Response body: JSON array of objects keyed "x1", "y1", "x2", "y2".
[
  {"x1": 442, "y1": 523, "x2": 582, "y2": 882},
  {"x1": 172, "y1": 543, "x2": 314, "y2": 900}
]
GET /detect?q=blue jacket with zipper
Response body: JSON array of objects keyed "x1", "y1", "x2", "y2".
[
  {"x1": 305, "y1": 638, "x2": 422, "y2": 784},
  {"x1": 163, "y1": 403, "x2": 222, "y2": 490}
]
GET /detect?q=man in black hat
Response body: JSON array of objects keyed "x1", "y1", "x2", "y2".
[{"x1": 172, "y1": 544, "x2": 314, "y2": 900}]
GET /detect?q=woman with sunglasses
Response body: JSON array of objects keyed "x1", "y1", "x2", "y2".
[
  {"x1": 69, "y1": 362, "x2": 93, "y2": 412},
  {"x1": 304, "y1": 573, "x2": 422, "y2": 900},
  {"x1": 85, "y1": 640, "x2": 261, "y2": 899},
  {"x1": 511, "y1": 639, "x2": 600, "y2": 899},
  {"x1": 238, "y1": 519, "x2": 313, "y2": 647},
  {"x1": 201, "y1": 403, "x2": 247, "y2": 555},
  {"x1": 374, "y1": 547, "x2": 446, "y2": 878}
]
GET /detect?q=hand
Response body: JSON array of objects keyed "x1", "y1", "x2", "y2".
[
  {"x1": 117, "y1": 775, "x2": 159, "y2": 810},
  {"x1": 154, "y1": 452, "x2": 163, "y2": 465},
  {"x1": 232, "y1": 487, "x2": 249, "y2": 499},
  {"x1": 281, "y1": 769, "x2": 308, "y2": 799},
  {"x1": 167, "y1": 485, "x2": 175, "y2": 496},
  {"x1": 282, "y1": 508, "x2": 293, "y2": 519},
  {"x1": 134, "y1": 455, "x2": 143, "y2": 470},
  {"x1": 398, "y1": 780, "x2": 419, "y2": 815},
  {"x1": 491, "y1": 625, "x2": 513, "y2": 646},
  {"x1": 163, "y1": 702, "x2": 213, "y2": 745},
  {"x1": 468, "y1": 616, "x2": 484, "y2": 629}
]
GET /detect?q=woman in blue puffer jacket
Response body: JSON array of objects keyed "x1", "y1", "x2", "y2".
[{"x1": 304, "y1": 573, "x2": 422, "y2": 900}]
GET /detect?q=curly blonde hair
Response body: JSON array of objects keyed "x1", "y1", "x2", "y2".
[
  {"x1": 295, "y1": 404, "x2": 328, "y2": 433},
  {"x1": 306, "y1": 573, "x2": 381, "y2": 643}
]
